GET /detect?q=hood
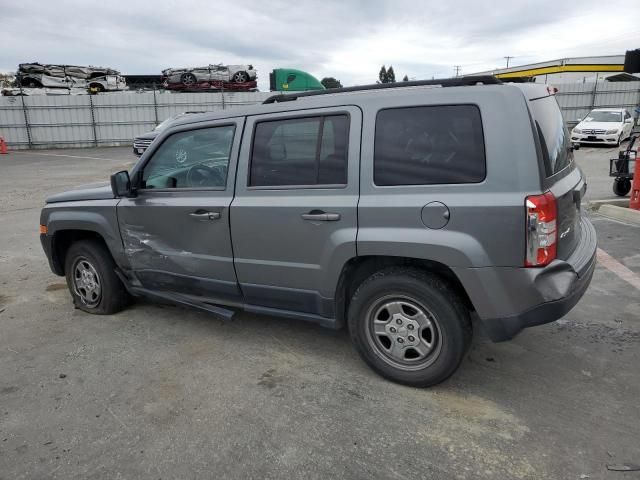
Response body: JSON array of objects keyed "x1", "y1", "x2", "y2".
[
  {"x1": 575, "y1": 120, "x2": 622, "y2": 131},
  {"x1": 135, "y1": 130, "x2": 160, "y2": 140},
  {"x1": 46, "y1": 183, "x2": 114, "y2": 203}
]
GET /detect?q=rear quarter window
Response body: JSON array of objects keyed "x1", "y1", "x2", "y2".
[
  {"x1": 529, "y1": 96, "x2": 572, "y2": 177},
  {"x1": 374, "y1": 105, "x2": 486, "y2": 186}
]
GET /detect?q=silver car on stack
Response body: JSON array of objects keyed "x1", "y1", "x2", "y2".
[{"x1": 162, "y1": 64, "x2": 257, "y2": 86}]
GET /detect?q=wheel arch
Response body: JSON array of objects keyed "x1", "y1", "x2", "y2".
[
  {"x1": 334, "y1": 255, "x2": 475, "y2": 327},
  {"x1": 44, "y1": 209, "x2": 125, "y2": 275},
  {"x1": 50, "y1": 229, "x2": 111, "y2": 275}
]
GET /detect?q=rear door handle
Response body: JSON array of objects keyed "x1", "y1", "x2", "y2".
[
  {"x1": 301, "y1": 211, "x2": 341, "y2": 222},
  {"x1": 189, "y1": 210, "x2": 221, "y2": 221}
]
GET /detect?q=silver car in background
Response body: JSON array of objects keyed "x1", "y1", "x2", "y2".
[{"x1": 162, "y1": 64, "x2": 257, "y2": 86}]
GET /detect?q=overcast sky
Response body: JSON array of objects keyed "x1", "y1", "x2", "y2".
[{"x1": 2, "y1": 0, "x2": 639, "y2": 90}]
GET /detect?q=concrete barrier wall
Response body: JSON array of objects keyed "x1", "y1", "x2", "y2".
[{"x1": 0, "y1": 82, "x2": 638, "y2": 150}]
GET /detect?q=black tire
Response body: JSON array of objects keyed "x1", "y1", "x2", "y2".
[
  {"x1": 348, "y1": 267, "x2": 471, "y2": 387},
  {"x1": 613, "y1": 177, "x2": 632, "y2": 197},
  {"x1": 232, "y1": 71, "x2": 249, "y2": 83},
  {"x1": 181, "y1": 73, "x2": 197, "y2": 86},
  {"x1": 64, "y1": 240, "x2": 130, "y2": 315},
  {"x1": 615, "y1": 134, "x2": 622, "y2": 148}
]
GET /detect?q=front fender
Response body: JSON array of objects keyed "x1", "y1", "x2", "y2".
[{"x1": 41, "y1": 200, "x2": 126, "y2": 268}]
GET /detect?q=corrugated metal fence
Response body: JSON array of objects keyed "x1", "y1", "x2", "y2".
[
  {"x1": 554, "y1": 81, "x2": 640, "y2": 127},
  {"x1": 0, "y1": 91, "x2": 273, "y2": 149},
  {"x1": 0, "y1": 82, "x2": 639, "y2": 150}
]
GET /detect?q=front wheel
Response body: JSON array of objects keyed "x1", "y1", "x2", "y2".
[
  {"x1": 348, "y1": 267, "x2": 471, "y2": 387},
  {"x1": 64, "y1": 240, "x2": 130, "y2": 314},
  {"x1": 613, "y1": 177, "x2": 632, "y2": 197}
]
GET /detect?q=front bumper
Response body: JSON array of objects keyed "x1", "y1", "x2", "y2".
[
  {"x1": 454, "y1": 214, "x2": 597, "y2": 342},
  {"x1": 40, "y1": 233, "x2": 64, "y2": 276},
  {"x1": 571, "y1": 132, "x2": 620, "y2": 144}
]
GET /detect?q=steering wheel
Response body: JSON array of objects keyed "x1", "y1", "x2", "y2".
[{"x1": 186, "y1": 164, "x2": 225, "y2": 188}]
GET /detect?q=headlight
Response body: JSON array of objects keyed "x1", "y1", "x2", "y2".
[
  {"x1": 606, "y1": 129, "x2": 619, "y2": 135},
  {"x1": 573, "y1": 128, "x2": 582, "y2": 134}
]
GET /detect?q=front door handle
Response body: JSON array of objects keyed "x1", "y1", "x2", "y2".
[
  {"x1": 189, "y1": 210, "x2": 221, "y2": 221},
  {"x1": 301, "y1": 211, "x2": 341, "y2": 222}
]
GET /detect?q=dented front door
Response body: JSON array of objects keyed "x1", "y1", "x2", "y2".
[{"x1": 117, "y1": 120, "x2": 243, "y2": 305}]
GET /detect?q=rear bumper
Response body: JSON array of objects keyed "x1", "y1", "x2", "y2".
[{"x1": 454, "y1": 214, "x2": 597, "y2": 342}]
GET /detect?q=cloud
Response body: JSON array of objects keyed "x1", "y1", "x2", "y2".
[{"x1": 2, "y1": 0, "x2": 639, "y2": 90}]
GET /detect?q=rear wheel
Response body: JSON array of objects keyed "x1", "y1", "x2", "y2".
[
  {"x1": 348, "y1": 267, "x2": 471, "y2": 387},
  {"x1": 613, "y1": 177, "x2": 632, "y2": 196},
  {"x1": 232, "y1": 71, "x2": 249, "y2": 83},
  {"x1": 64, "y1": 240, "x2": 129, "y2": 314},
  {"x1": 181, "y1": 73, "x2": 197, "y2": 86}
]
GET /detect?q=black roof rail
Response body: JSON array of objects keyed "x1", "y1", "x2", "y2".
[{"x1": 263, "y1": 75, "x2": 502, "y2": 104}]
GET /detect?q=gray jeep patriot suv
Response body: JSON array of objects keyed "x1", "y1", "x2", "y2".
[{"x1": 40, "y1": 76, "x2": 597, "y2": 387}]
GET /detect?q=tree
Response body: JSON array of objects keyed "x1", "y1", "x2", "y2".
[
  {"x1": 402, "y1": 75, "x2": 409, "y2": 82},
  {"x1": 379, "y1": 65, "x2": 388, "y2": 84},
  {"x1": 321, "y1": 77, "x2": 343, "y2": 89},
  {"x1": 386, "y1": 66, "x2": 396, "y2": 83}
]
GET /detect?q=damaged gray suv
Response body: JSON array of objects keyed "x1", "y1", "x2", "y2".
[{"x1": 40, "y1": 77, "x2": 597, "y2": 387}]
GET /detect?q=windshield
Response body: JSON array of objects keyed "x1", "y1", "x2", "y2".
[{"x1": 584, "y1": 110, "x2": 622, "y2": 123}]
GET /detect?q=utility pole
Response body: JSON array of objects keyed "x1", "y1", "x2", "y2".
[
  {"x1": 504, "y1": 56, "x2": 514, "y2": 68},
  {"x1": 453, "y1": 65, "x2": 461, "y2": 77}
]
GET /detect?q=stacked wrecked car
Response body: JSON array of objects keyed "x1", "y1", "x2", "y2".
[
  {"x1": 161, "y1": 64, "x2": 258, "y2": 91},
  {"x1": 16, "y1": 63, "x2": 128, "y2": 93}
]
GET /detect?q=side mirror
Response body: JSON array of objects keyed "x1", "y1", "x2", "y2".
[
  {"x1": 625, "y1": 118, "x2": 633, "y2": 123},
  {"x1": 110, "y1": 170, "x2": 133, "y2": 197},
  {"x1": 576, "y1": 117, "x2": 582, "y2": 122}
]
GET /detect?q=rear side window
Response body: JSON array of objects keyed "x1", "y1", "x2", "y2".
[
  {"x1": 374, "y1": 105, "x2": 486, "y2": 186},
  {"x1": 529, "y1": 96, "x2": 571, "y2": 177},
  {"x1": 249, "y1": 115, "x2": 349, "y2": 187}
]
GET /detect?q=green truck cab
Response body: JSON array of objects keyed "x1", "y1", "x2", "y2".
[{"x1": 269, "y1": 68, "x2": 325, "y2": 91}]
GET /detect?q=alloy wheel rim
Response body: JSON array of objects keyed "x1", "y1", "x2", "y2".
[
  {"x1": 365, "y1": 295, "x2": 442, "y2": 371},
  {"x1": 72, "y1": 257, "x2": 101, "y2": 308}
]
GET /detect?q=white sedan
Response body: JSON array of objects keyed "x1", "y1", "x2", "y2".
[{"x1": 570, "y1": 108, "x2": 634, "y2": 147}]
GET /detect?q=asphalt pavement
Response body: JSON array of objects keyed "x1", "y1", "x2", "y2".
[{"x1": 0, "y1": 146, "x2": 639, "y2": 479}]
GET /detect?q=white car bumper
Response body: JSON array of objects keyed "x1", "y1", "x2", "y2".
[{"x1": 571, "y1": 132, "x2": 621, "y2": 144}]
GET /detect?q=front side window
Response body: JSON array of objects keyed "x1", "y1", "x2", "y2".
[
  {"x1": 249, "y1": 115, "x2": 349, "y2": 187},
  {"x1": 374, "y1": 105, "x2": 486, "y2": 186},
  {"x1": 142, "y1": 125, "x2": 235, "y2": 189}
]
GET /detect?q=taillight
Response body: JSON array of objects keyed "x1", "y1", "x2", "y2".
[{"x1": 525, "y1": 192, "x2": 557, "y2": 267}]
